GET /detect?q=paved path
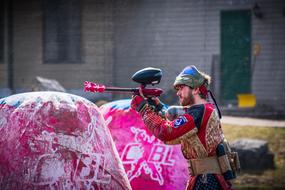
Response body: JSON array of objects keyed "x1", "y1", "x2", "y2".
[{"x1": 221, "y1": 116, "x2": 285, "y2": 128}]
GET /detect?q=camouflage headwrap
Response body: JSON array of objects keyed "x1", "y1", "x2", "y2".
[{"x1": 173, "y1": 65, "x2": 211, "y2": 90}]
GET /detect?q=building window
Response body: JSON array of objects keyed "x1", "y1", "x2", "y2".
[
  {"x1": 43, "y1": 0, "x2": 82, "y2": 64},
  {"x1": 0, "y1": 0, "x2": 4, "y2": 63}
]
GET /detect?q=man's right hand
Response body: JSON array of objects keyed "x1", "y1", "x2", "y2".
[{"x1": 148, "y1": 97, "x2": 164, "y2": 112}]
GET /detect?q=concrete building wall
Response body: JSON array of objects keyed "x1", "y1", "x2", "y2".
[
  {"x1": 0, "y1": 0, "x2": 8, "y2": 94},
  {"x1": 1, "y1": 0, "x2": 284, "y2": 111},
  {"x1": 11, "y1": 0, "x2": 114, "y2": 91},
  {"x1": 251, "y1": 0, "x2": 285, "y2": 110},
  {"x1": 0, "y1": 60, "x2": 6, "y2": 90},
  {"x1": 113, "y1": 0, "x2": 285, "y2": 110}
]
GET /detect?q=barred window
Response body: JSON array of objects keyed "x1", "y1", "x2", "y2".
[{"x1": 43, "y1": 0, "x2": 82, "y2": 64}]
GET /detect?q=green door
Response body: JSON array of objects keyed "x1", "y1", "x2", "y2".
[{"x1": 221, "y1": 10, "x2": 251, "y2": 101}]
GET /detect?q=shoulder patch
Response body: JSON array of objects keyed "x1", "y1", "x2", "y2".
[{"x1": 174, "y1": 116, "x2": 188, "y2": 128}]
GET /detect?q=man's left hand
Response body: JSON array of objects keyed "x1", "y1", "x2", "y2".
[{"x1": 130, "y1": 95, "x2": 147, "y2": 112}]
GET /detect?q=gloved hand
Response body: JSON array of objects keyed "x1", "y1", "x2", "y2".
[
  {"x1": 148, "y1": 97, "x2": 164, "y2": 112},
  {"x1": 130, "y1": 95, "x2": 147, "y2": 112}
]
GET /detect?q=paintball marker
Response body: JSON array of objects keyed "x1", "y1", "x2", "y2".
[{"x1": 84, "y1": 67, "x2": 163, "y2": 98}]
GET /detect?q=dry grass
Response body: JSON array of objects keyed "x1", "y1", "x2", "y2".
[{"x1": 222, "y1": 124, "x2": 285, "y2": 189}]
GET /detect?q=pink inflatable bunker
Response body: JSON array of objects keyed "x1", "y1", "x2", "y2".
[
  {"x1": 100, "y1": 99, "x2": 188, "y2": 190},
  {"x1": 0, "y1": 92, "x2": 131, "y2": 190}
]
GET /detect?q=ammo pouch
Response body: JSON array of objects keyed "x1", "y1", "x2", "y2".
[
  {"x1": 216, "y1": 139, "x2": 241, "y2": 180},
  {"x1": 223, "y1": 139, "x2": 241, "y2": 174}
]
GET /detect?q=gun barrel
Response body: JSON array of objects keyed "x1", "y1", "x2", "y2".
[
  {"x1": 104, "y1": 87, "x2": 137, "y2": 93},
  {"x1": 84, "y1": 81, "x2": 138, "y2": 94},
  {"x1": 84, "y1": 81, "x2": 163, "y2": 97},
  {"x1": 105, "y1": 88, "x2": 163, "y2": 97}
]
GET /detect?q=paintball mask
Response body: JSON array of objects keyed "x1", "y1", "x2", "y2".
[{"x1": 173, "y1": 65, "x2": 210, "y2": 91}]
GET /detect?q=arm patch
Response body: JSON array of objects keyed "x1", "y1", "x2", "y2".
[{"x1": 173, "y1": 116, "x2": 188, "y2": 128}]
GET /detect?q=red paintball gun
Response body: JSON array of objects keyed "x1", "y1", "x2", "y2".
[{"x1": 84, "y1": 67, "x2": 163, "y2": 98}]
